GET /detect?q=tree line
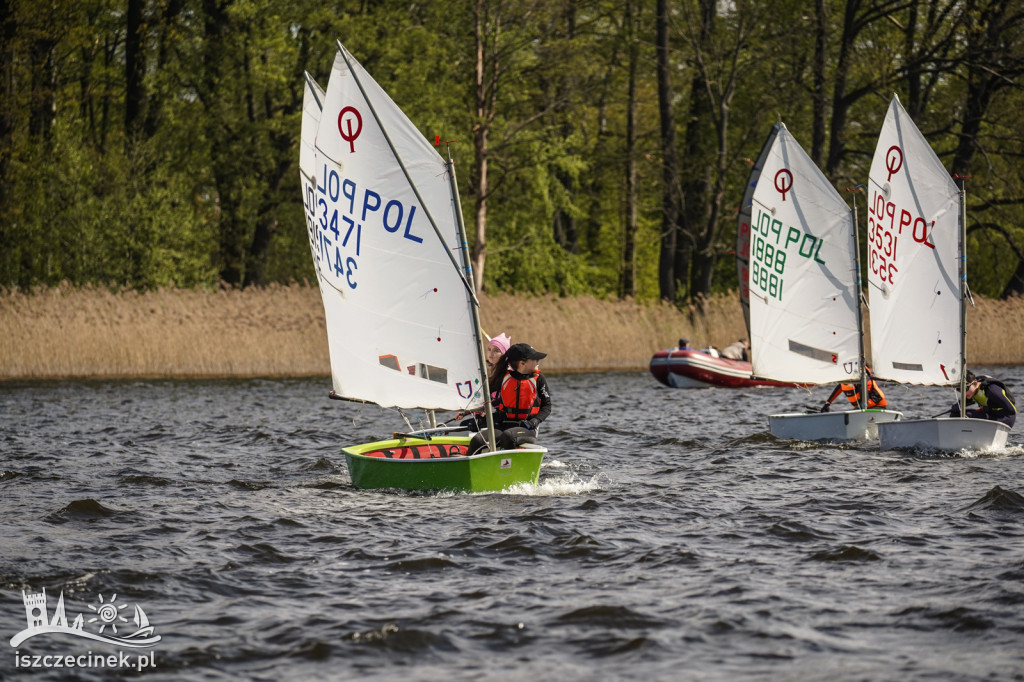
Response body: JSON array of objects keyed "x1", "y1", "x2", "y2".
[{"x1": 1, "y1": 0, "x2": 1023, "y2": 302}]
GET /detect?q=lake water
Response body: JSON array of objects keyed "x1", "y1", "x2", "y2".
[{"x1": 2, "y1": 370, "x2": 1023, "y2": 680}]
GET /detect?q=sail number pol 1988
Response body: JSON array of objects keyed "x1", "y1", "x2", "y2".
[
  {"x1": 315, "y1": 163, "x2": 425, "y2": 289},
  {"x1": 750, "y1": 207, "x2": 826, "y2": 302}
]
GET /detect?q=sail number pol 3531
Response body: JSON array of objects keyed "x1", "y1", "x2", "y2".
[{"x1": 867, "y1": 187, "x2": 936, "y2": 288}]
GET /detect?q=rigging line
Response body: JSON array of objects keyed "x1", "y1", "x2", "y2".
[
  {"x1": 397, "y1": 408, "x2": 414, "y2": 433},
  {"x1": 336, "y1": 41, "x2": 479, "y2": 306}
]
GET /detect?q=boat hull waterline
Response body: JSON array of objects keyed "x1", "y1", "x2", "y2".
[
  {"x1": 343, "y1": 436, "x2": 546, "y2": 492},
  {"x1": 769, "y1": 409, "x2": 903, "y2": 441},
  {"x1": 877, "y1": 418, "x2": 1010, "y2": 452},
  {"x1": 649, "y1": 349, "x2": 809, "y2": 389}
]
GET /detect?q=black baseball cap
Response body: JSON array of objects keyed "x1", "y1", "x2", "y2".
[{"x1": 507, "y1": 343, "x2": 547, "y2": 362}]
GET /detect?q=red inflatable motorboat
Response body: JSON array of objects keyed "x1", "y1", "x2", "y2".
[{"x1": 649, "y1": 348, "x2": 809, "y2": 389}]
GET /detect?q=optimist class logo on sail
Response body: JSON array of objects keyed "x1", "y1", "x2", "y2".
[
  {"x1": 11, "y1": 586, "x2": 160, "y2": 672},
  {"x1": 338, "y1": 106, "x2": 362, "y2": 153},
  {"x1": 316, "y1": 104, "x2": 426, "y2": 290}
]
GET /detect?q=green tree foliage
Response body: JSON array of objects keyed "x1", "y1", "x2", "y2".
[{"x1": 0, "y1": 0, "x2": 1022, "y2": 301}]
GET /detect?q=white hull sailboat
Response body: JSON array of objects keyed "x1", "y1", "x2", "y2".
[
  {"x1": 876, "y1": 417, "x2": 1009, "y2": 452},
  {"x1": 301, "y1": 41, "x2": 545, "y2": 491},
  {"x1": 867, "y1": 95, "x2": 1007, "y2": 452},
  {"x1": 769, "y1": 410, "x2": 900, "y2": 442},
  {"x1": 747, "y1": 124, "x2": 900, "y2": 441}
]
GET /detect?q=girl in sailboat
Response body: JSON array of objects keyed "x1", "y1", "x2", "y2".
[
  {"x1": 469, "y1": 343, "x2": 552, "y2": 454},
  {"x1": 949, "y1": 371, "x2": 1017, "y2": 428},
  {"x1": 486, "y1": 333, "x2": 511, "y2": 372},
  {"x1": 454, "y1": 333, "x2": 511, "y2": 424}
]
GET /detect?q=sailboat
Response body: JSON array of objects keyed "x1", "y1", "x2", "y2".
[
  {"x1": 648, "y1": 125, "x2": 810, "y2": 390},
  {"x1": 303, "y1": 41, "x2": 546, "y2": 491},
  {"x1": 748, "y1": 124, "x2": 902, "y2": 440},
  {"x1": 868, "y1": 95, "x2": 1009, "y2": 451}
]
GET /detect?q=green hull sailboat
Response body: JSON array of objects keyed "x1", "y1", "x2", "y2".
[
  {"x1": 300, "y1": 42, "x2": 546, "y2": 492},
  {"x1": 343, "y1": 436, "x2": 546, "y2": 492}
]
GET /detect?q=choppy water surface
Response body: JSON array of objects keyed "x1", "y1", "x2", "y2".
[{"x1": 2, "y1": 370, "x2": 1023, "y2": 680}]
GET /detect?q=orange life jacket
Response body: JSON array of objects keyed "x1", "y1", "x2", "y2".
[
  {"x1": 497, "y1": 370, "x2": 541, "y2": 421},
  {"x1": 840, "y1": 379, "x2": 887, "y2": 408}
]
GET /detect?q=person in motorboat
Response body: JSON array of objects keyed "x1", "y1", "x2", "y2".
[
  {"x1": 468, "y1": 343, "x2": 552, "y2": 454},
  {"x1": 949, "y1": 370, "x2": 1017, "y2": 428},
  {"x1": 677, "y1": 338, "x2": 692, "y2": 350},
  {"x1": 721, "y1": 338, "x2": 749, "y2": 361},
  {"x1": 820, "y1": 366, "x2": 888, "y2": 412}
]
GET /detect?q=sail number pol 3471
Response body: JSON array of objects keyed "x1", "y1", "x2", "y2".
[{"x1": 314, "y1": 164, "x2": 425, "y2": 289}]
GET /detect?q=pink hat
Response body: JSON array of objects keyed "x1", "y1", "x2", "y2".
[{"x1": 488, "y1": 333, "x2": 511, "y2": 354}]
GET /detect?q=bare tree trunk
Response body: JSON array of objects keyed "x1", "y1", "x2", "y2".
[
  {"x1": 949, "y1": 0, "x2": 1024, "y2": 298},
  {"x1": 28, "y1": 34, "x2": 56, "y2": 142},
  {"x1": 125, "y1": 0, "x2": 146, "y2": 141},
  {"x1": 682, "y1": 0, "x2": 720, "y2": 305},
  {"x1": 146, "y1": 0, "x2": 184, "y2": 137},
  {"x1": 824, "y1": 0, "x2": 859, "y2": 177},
  {"x1": 0, "y1": 0, "x2": 16, "y2": 204},
  {"x1": 470, "y1": 0, "x2": 498, "y2": 296},
  {"x1": 810, "y1": 0, "x2": 827, "y2": 165},
  {"x1": 621, "y1": 0, "x2": 638, "y2": 298},
  {"x1": 553, "y1": 2, "x2": 579, "y2": 256},
  {"x1": 656, "y1": 0, "x2": 680, "y2": 302},
  {"x1": 904, "y1": 0, "x2": 922, "y2": 117}
]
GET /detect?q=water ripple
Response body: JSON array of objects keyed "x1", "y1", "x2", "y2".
[{"x1": 2, "y1": 372, "x2": 1023, "y2": 680}]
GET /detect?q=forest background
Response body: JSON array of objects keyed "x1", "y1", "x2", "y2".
[{"x1": 2, "y1": 0, "x2": 1024, "y2": 377}]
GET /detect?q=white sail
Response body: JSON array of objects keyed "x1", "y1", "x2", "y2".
[
  {"x1": 748, "y1": 125, "x2": 860, "y2": 384},
  {"x1": 300, "y1": 73, "x2": 326, "y2": 272},
  {"x1": 312, "y1": 43, "x2": 483, "y2": 411},
  {"x1": 737, "y1": 124, "x2": 781, "y2": 339},
  {"x1": 867, "y1": 95, "x2": 960, "y2": 385}
]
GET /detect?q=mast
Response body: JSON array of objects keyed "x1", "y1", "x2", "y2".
[
  {"x1": 958, "y1": 176, "x2": 968, "y2": 418},
  {"x1": 444, "y1": 143, "x2": 497, "y2": 452},
  {"x1": 850, "y1": 185, "x2": 868, "y2": 409}
]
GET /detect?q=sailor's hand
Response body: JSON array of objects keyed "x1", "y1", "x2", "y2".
[
  {"x1": 820, "y1": 403, "x2": 830, "y2": 413},
  {"x1": 520, "y1": 420, "x2": 533, "y2": 430}
]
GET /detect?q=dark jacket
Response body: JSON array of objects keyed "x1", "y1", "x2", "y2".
[
  {"x1": 968, "y1": 379, "x2": 1016, "y2": 425},
  {"x1": 951, "y1": 377, "x2": 1017, "y2": 427}
]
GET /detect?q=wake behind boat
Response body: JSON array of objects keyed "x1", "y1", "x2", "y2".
[{"x1": 302, "y1": 41, "x2": 545, "y2": 491}]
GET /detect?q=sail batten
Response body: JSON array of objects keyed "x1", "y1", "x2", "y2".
[{"x1": 748, "y1": 126, "x2": 860, "y2": 385}]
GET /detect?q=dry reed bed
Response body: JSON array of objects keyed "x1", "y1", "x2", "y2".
[{"x1": 0, "y1": 284, "x2": 1020, "y2": 379}]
